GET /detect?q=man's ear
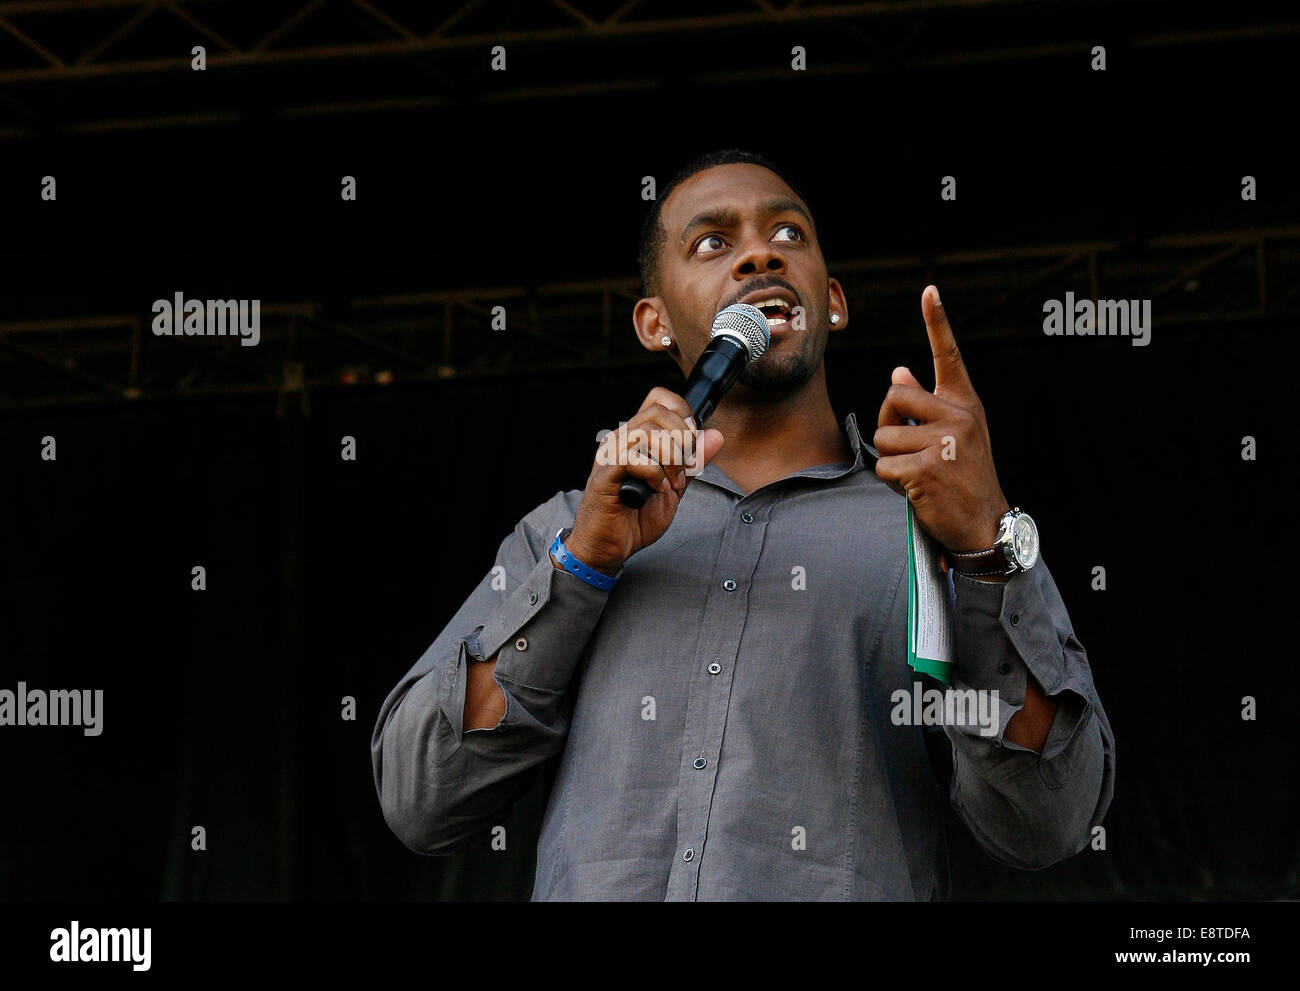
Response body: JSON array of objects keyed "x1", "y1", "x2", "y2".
[
  {"x1": 828, "y1": 277, "x2": 849, "y2": 331},
  {"x1": 633, "y1": 296, "x2": 672, "y2": 352}
]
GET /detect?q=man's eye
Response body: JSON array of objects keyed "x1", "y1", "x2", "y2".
[
  {"x1": 694, "y1": 234, "x2": 727, "y2": 255},
  {"x1": 773, "y1": 224, "x2": 802, "y2": 242}
]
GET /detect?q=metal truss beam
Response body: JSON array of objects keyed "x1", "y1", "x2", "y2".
[
  {"x1": 2, "y1": 225, "x2": 1297, "y2": 409},
  {"x1": 1, "y1": 0, "x2": 1294, "y2": 140},
  {"x1": 1, "y1": 0, "x2": 1293, "y2": 87}
]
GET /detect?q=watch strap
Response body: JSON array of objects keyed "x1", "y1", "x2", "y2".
[{"x1": 945, "y1": 544, "x2": 1014, "y2": 577}]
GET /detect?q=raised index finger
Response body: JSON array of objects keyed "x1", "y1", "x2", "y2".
[{"x1": 921, "y1": 285, "x2": 972, "y2": 394}]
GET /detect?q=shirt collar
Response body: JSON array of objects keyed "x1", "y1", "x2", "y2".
[
  {"x1": 695, "y1": 409, "x2": 877, "y2": 495},
  {"x1": 843, "y1": 410, "x2": 876, "y2": 470}
]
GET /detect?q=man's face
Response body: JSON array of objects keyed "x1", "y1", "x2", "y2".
[{"x1": 650, "y1": 163, "x2": 842, "y2": 396}]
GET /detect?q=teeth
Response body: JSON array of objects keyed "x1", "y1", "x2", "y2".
[{"x1": 752, "y1": 297, "x2": 789, "y2": 310}]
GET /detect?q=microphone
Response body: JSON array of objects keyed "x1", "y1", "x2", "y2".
[{"x1": 617, "y1": 302, "x2": 771, "y2": 508}]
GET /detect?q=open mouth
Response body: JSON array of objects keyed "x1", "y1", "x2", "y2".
[{"x1": 749, "y1": 296, "x2": 794, "y2": 329}]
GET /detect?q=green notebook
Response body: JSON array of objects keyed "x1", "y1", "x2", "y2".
[{"x1": 906, "y1": 500, "x2": 955, "y2": 685}]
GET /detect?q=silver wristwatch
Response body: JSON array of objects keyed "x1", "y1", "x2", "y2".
[{"x1": 946, "y1": 507, "x2": 1040, "y2": 578}]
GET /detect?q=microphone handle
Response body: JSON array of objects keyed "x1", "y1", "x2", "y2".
[{"x1": 617, "y1": 338, "x2": 747, "y2": 508}]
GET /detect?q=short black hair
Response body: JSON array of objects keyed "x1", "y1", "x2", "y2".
[{"x1": 636, "y1": 149, "x2": 815, "y2": 298}]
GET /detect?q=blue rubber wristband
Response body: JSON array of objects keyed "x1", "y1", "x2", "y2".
[{"x1": 550, "y1": 527, "x2": 620, "y2": 591}]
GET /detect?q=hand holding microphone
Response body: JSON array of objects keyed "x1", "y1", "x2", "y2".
[
  {"x1": 562, "y1": 302, "x2": 770, "y2": 577},
  {"x1": 617, "y1": 302, "x2": 770, "y2": 508}
]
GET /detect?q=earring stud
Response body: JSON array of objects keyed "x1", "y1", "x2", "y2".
[
  {"x1": 661, "y1": 335, "x2": 673, "y2": 347},
  {"x1": 830, "y1": 313, "x2": 841, "y2": 325}
]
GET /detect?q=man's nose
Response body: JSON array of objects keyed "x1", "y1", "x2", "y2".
[{"x1": 731, "y1": 231, "x2": 786, "y2": 278}]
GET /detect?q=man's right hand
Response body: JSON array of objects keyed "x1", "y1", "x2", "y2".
[
  {"x1": 561, "y1": 387, "x2": 724, "y2": 576},
  {"x1": 469, "y1": 387, "x2": 722, "y2": 732}
]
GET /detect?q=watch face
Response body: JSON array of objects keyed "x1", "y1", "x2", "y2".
[{"x1": 1010, "y1": 514, "x2": 1039, "y2": 569}]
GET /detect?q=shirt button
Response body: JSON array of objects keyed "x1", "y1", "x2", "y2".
[
  {"x1": 998, "y1": 662, "x2": 1012, "y2": 675},
  {"x1": 741, "y1": 511, "x2": 754, "y2": 524},
  {"x1": 707, "y1": 662, "x2": 721, "y2": 675},
  {"x1": 515, "y1": 637, "x2": 528, "y2": 651},
  {"x1": 1010, "y1": 613, "x2": 1020, "y2": 627},
  {"x1": 527, "y1": 589, "x2": 537, "y2": 605},
  {"x1": 723, "y1": 579, "x2": 737, "y2": 591},
  {"x1": 682, "y1": 848, "x2": 695, "y2": 862},
  {"x1": 693, "y1": 757, "x2": 707, "y2": 769}
]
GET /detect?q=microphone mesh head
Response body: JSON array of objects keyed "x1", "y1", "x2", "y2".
[{"x1": 711, "y1": 302, "x2": 770, "y2": 362}]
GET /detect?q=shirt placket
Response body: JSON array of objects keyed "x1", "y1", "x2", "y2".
[{"x1": 665, "y1": 492, "x2": 770, "y2": 900}]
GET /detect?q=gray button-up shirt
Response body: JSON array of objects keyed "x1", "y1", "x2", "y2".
[{"x1": 371, "y1": 411, "x2": 1115, "y2": 900}]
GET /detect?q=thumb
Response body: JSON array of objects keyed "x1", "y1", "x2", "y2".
[{"x1": 891, "y1": 365, "x2": 924, "y2": 389}]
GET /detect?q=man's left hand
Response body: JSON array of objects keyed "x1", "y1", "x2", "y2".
[{"x1": 874, "y1": 285, "x2": 1011, "y2": 552}]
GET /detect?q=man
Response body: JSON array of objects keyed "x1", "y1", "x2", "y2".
[{"x1": 371, "y1": 149, "x2": 1115, "y2": 900}]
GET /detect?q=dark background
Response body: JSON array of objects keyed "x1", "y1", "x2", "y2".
[{"x1": 0, "y1": 0, "x2": 1295, "y2": 901}]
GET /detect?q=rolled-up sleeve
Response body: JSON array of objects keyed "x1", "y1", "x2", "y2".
[
  {"x1": 370, "y1": 490, "x2": 611, "y2": 856},
  {"x1": 942, "y1": 557, "x2": 1115, "y2": 870}
]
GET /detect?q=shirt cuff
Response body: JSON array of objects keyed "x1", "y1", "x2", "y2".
[
  {"x1": 951, "y1": 564, "x2": 1094, "y2": 761},
  {"x1": 468, "y1": 548, "x2": 613, "y2": 694}
]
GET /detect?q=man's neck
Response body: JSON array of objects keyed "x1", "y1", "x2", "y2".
[{"x1": 704, "y1": 366, "x2": 853, "y2": 495}]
